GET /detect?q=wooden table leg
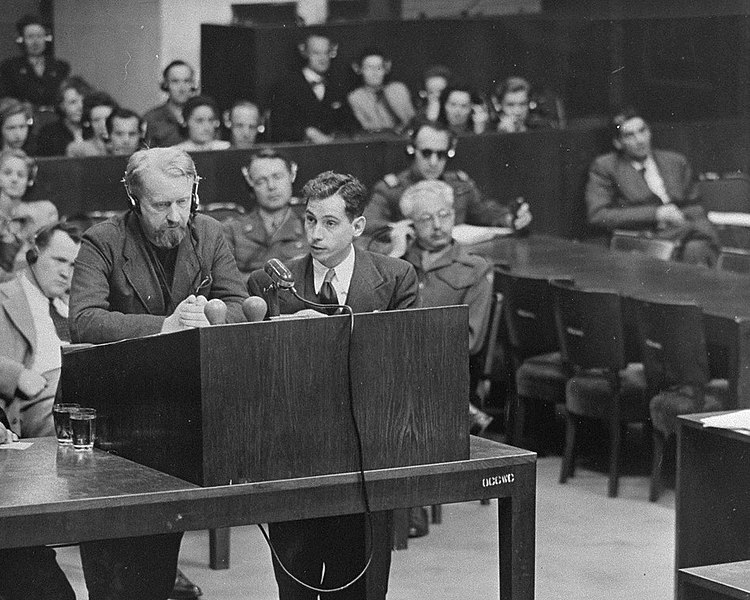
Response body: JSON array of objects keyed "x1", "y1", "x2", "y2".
[
  {"x1": 392, "y1": 508, "x2": 409, "y2": 550},
  {"x1": 209, "y1": 527, "x2": 231, "y2": 570},
  {"x1": 498, "y1": 461, "x2": 536, "y2": 600}
]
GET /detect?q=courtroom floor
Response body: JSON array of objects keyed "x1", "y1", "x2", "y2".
[{"x1": 55, "y1": 455, "x2": 675, "y2": 599}]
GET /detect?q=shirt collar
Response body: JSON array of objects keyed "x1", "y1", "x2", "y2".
[
  {"x1": 303, "y1": 67, "x2": 325, "y2": 85},
  {"x1": 312, "y1": 244, "x2": 355, "y2": 295}
]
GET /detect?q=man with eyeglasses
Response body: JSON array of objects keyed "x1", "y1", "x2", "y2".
[
  {"x1": 69, "y1": 147, "x2": 247, "y2": 600},
  {"x1": 365, "y1": 120, "x2": 531, "y2": 253},
  {"x1": 222, "y1": 148, "x2": 308, "y2": 276}
]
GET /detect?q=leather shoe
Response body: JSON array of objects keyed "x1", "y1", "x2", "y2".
[{"x1": 169, "y1": 569, "x2": 202, "y2": 599}]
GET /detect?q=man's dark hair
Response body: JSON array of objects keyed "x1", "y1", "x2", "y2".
[
  {"x1": 182, "y1": 95, "x2": 219, "y2": 123},
  {"x1": 422, "y1": 64, "x2": 452, "y2": 85},
  {"x1": 106, "y1": 107, "x2": 143, "y2": 135},
  {"x1": 610, "y1": 106, "x2": 644, "y2": 140},
  {"x1": 16, "y1": 14, "x2": 49, "y2": 37},
  {"x1": 244, "y1": 147, "x2": 294, "y2": 174},
  {"x1": 162, "y1": 59, "x2": 194, "y2": 81},
  {"x1": 35, "y1": 221, "x2": 82, "y2": 253},
  {"x1": 492, "y1": 76, "x2": 531, "y2": 103},
  {"x1": 302, "y1": 171, "x2": 368, "y2": 220},
  {"x1": 408, "y1": 118, "x2": 456, "y2": 146},
  {"x1": 355, "y1": 46, "x2": 387, "y2": 66}
]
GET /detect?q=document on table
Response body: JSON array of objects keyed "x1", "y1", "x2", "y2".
[
  {"x1": 0, "y1": 441, "x2": 33, "y2": 450},
  {"x1": 701, "y1": 409, "x2": 750, "y2": 434}
]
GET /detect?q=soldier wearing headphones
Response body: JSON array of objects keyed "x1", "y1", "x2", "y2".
[
  {"x1": 0, "y1": 14, "x2": 71, "y2": 113},
  {"x1": 365, "y1": 119, "x2": 532, "y2": 254},
  {"x1": 69, "y1": 147, "x2": 247, "y2": 600},
  {"x1": 143, "y1": 60, "x2": 197, "y2": 148},
  {"x1": 222, "y1": 148, "x2": 308, "y2": 276}
]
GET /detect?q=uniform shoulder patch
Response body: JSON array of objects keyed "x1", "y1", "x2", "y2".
[{"x1": 383, "y1": 173, "x2": 399, "y2": 187}]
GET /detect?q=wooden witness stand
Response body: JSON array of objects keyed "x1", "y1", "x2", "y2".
[{"x1": 51, "y1": 307, "x2": 537, "y2": 597}]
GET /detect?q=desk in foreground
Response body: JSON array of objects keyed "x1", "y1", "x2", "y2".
[
  {"x1": 677, "y1": 414, "x2": 750, "y2": 599},
  {"x1": 0, "y1": 436, "x2": 536, "y2": 600}
]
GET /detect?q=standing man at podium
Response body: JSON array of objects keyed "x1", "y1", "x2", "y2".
[
  {"x1": 248, "y1": 171, "x2": 418, "y2": 599},
  {"x1": 69, "y1": 147, "x2": 248, "y2": 600}
]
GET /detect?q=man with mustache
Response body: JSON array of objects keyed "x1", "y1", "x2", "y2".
[{"x1": 69, "y1": 146, "x2": 247, "y2": 599}]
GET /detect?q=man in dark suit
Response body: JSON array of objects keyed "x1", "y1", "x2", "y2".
[
  {"x1": 69, "y1": 147, "x2": 248, "y2": 600},
  {"x1": 248, "y1": 171, "x2": 418, "y2": 599},
  {"x1": 585, "y1": 107, "x2": 718, "y2": 265},
  {"x1": 268, "y1": 34, "x2": 356, "y2": 144}
]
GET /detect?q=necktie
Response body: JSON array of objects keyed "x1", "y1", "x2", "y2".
[
  {"x1": 318, "y1": 268, "x2": 338, "y2": 315},
  {"x1": 49, "y1": 299, "x2": 71, "y2": 343}
]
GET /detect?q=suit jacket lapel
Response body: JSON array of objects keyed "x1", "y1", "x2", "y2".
[
  {"x1": 347, "y1": 248, "x2": 386, "y2": 313},
  {"x1": 2, "y1": 280, "x2": 36, "y2": 350},
  {"x1": 121, "y1": 215, "x2": 164, "y2": 315}
]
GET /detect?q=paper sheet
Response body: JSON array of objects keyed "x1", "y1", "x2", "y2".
[
  {"x1": 707, "y1": 211, "x2": 750, "y2": 227},
  {"x1": 701, "y1": 409, "x2": 750, "y2": 432},
  {"x1": 0, "y1": 441, "x2": 33, "y2": 450}
]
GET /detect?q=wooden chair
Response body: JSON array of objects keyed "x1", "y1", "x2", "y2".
[
  {"x1": 632, "y1": 298, "x2": 729, "y2": 502},
  {"x1": 552, "y1": 283, "x2": 649, "y2": 498},
  {"x1": 494, "y1": 268, "x2": 570, "y2": 449},
  {"x1": 610, "y1": 231, "x2": 678, "y2": 261},
  {"x1": 717, "y1": 248, "x2": 750, "y2": 274}
]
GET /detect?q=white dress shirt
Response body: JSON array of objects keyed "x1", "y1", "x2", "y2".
[
  {"x1": 19, "y1": 273, "x2": 65, "y2": 373},
  {"x1": 303, "y1": 67, "x2": 326, "y2": 101},
  {"x1": 312, "y1": 244, "x2": 355, "y2": 305}
]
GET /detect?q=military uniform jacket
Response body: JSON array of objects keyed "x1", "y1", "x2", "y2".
[
  {"x1": 365, "y1": 167, "x2": 510, "y2": 234},
  {"x1": 404, "y1": 241, "x2": 492, "y2": 355},
  {"x1": 143, "y1": 102, "x2": 185, "y2": 148},
  {"x1": 0, "y1": 56, "x2": 70, "y2": 107},
  {"x1": 222, "y1": 207, "x2": 308, "y2": 275}
]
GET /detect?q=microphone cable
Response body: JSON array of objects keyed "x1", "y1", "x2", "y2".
[{"x1": 256, "y1": 289, "x2": 376, "y2": 594}]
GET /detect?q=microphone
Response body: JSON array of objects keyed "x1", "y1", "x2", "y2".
[
  {"x1": 265, "y1": 258, "x2": 295, "y2": 290},
  {"x1": 242, "y1": 296, "x2": 268, "y2": 322},
  {"x1": 204, "y1": 298, "x2": 227, "y2": 325}
]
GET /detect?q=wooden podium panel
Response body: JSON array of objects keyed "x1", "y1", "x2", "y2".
[{"x1": 62, "y1": 307, "x2": 469, "y2": 486}]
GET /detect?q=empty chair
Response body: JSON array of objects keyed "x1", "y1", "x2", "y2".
[
  {"x1": 699, "y1": 174, "x2": 750, "y2": 250},
  {"x1": 717, "y1": 248, "x2": 750, "y2": 274},
  {"x1": 553, "y1": 283, "x2": 649, "y2": 497},
  {"x1": 200, "y1": 201, "x2": 246, "y2": 222},
  {"x1": 610, "y1": 232, "x2": 678, "y2": 261},
  {"x1": 495, "y1": 268, "x2": 570, "y2": 450},
  {"x1": 632, "y1": 298, "x2": 729, "y2": 502}
]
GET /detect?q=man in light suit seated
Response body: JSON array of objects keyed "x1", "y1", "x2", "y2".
[
  {"x1": 0, "y1": 220, "x2": 80, "y2": 600},
  {"x1": 585, "y1": 107, "x2": 718, "y2": 265}
]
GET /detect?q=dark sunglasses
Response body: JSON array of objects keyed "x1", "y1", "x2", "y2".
[{"x1": 417, "y1": 148, "x2": 450, "y2": 160}]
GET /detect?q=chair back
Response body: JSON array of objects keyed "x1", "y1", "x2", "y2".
[
  {"x1": 697, "y1": 174, "x2": 750, "y2": 213},
  {"x1": 473, "y1": 292, "x2": 504, "y2": 405},
  {"x1": 551, "y1": 283, "x2": 626, "y2": 373},
  {"x1": 494, "y1": 268, "x2": 559, "y2": 362},
  {"x1": 610, "y1": 232, "x2": 677, "y2": 261},
  {"x1": 717, "y1": 249, "x2": 750, "y2": 274},
  {"x1": 632, "y1": 298, "x2": 709, "y2": 395},
  {"x1": 200, "y1": 202, "x2": 246, "y2": 222}
]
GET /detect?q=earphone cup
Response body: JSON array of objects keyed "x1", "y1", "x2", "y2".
[
  {"x1": 15, "y1": 36, "x2": 23, "y2": 45},
  {"x1": 447, "y1": 147, "x2": 456, "y2": 159},
  {"x1": 160, "y1": 80, "x2": 168, "y2": 92},
  {"x1": 26, "y1": 247, "x2": 38, "y2": 265},
  {"x1": 406, "y1": 145, "x2": 415, "y2": 156},
  {"x1": 45, "y1": 35, "x2": 52, "y2": 42}
]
